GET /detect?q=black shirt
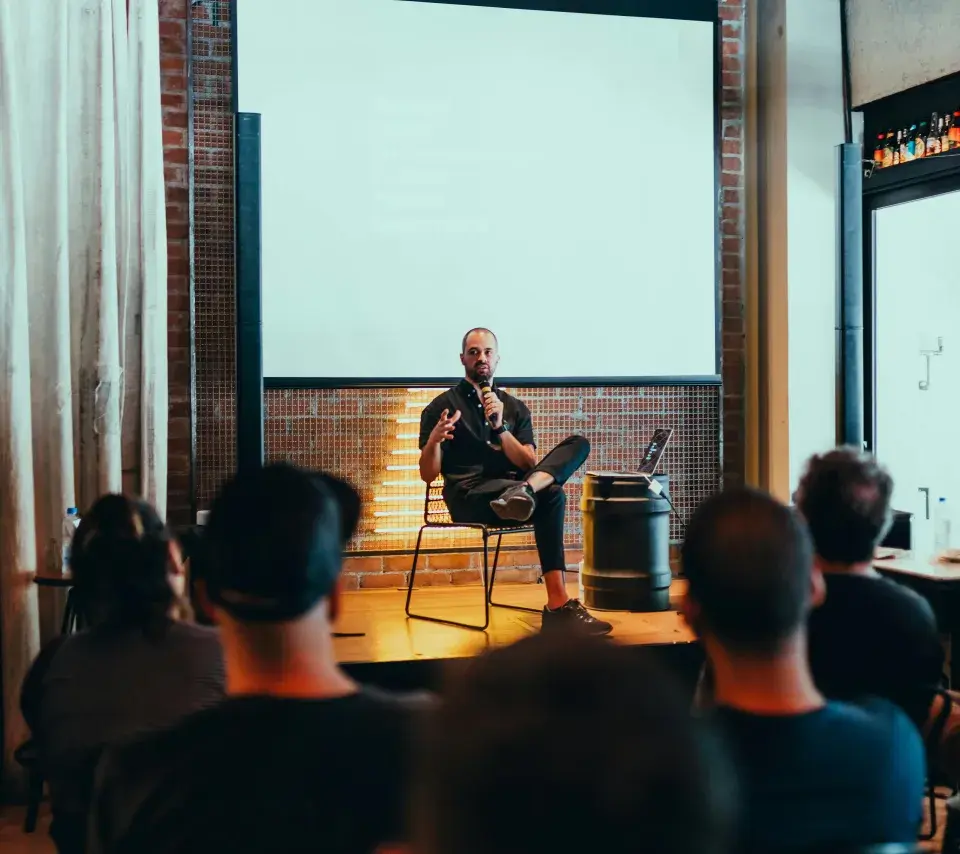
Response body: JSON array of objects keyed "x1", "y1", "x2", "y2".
[
  {"x1": 713, "y1": 699, "x2": 925, "y2": 854},
  {"x1": 807, "y1": 571, "x2": 944, "y2": 729},
  {"x1": 89, "y1": 688, "x2": 427, "y2": 854},
  {"x1": 419, "y1": 380, "x2": 536, "y2": 491},
  {"x1": 21, "y1": 623, "x2": 225, "y2": 854}
]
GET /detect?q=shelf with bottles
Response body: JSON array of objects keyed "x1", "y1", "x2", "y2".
[{"x1": 873, "y1": 109, "x2": 960, "y2": 171}]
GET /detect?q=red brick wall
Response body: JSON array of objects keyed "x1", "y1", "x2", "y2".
[
  {"x1": 720, "y1": 1, "x2": 746, "y2": 489},
  {"x1": 171, "y1": 0, "x2": 748, "y2": 586},
  {"x1": 160, "y1": 0, "x2": 192, "y2": 527}
]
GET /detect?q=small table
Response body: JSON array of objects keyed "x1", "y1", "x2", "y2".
[
  {"x1": 34, "y1": 573, "x2": 84, "y2": 634},
  {"x1": 874, "y1": 548, "x2": 960, "y2": 686}
]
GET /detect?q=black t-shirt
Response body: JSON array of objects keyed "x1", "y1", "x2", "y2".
[
  {"x1": 89, "y1": 689, "x2": 427, "y2": 854},
  {"x1": 807, "y1": 571, "x2": 944, "y2": 729},
  {"x1": 419, "y1": 380, "x2": 536, "y2": 492},
  {"x1": 713, "y1": 699, "x2": 926, "y2": 854},
  {"x1": 21, "y1": 622, "x2": 225, "y2": 854}
]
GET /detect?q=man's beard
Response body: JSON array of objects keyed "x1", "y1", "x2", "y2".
[{"x1": 468, "y1": 365, "x2": 492, "y2": 384}]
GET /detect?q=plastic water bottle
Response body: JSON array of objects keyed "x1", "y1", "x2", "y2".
[
  {"x1": 62, "y1": 507, "x2": 80, "y2": 573},
  {"x1": 934, "y1": 497, "x2": 951, "y2": 552}
]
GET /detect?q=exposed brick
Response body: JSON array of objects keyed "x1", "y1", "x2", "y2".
[
  {"x1": 343, "y1": 556, "x2": 384, "y2": 573},
  {"x1": 413, "y1": 571, "x2": 454, "y2": 587},
  {"x1": 493, "y1": 568, "x2": 540, "y2": 585},
  {"x1": 722, "y1": 39, "x2": 740, "y2": 56},
  {"x1": 358, "y1": 572, "x2": 407, "y2": 589},
  {"x1": 449, "y1": 569, "x2": 483, "y2": 585},
  {"x1": 424, "y1": 552, "x2": 476, "y2": 570}
]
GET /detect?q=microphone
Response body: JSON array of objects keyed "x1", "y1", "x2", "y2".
[{"x1": 478, "y1": 379, "x2": 501, "y2": 445}]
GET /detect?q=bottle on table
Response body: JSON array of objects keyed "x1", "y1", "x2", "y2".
[
  {"x1": 928, "y1": 114, "x2": 941, "y2": 155},
  {"x1": 893, "y1": 129, "x2": 902, "y2": 165},
  {"x1": 906, "y1": 124, "x2": 918, "y2": 161},
  {"x1": 916, "y1": 122, "x2": 928, "y2": 159},
  {"x1": 934, "y1": 497, "x2": 951, "y2": 553},
  {"x1": 873, "y1": 133, "x2": 886, "y2": 167},
  {"x1": 882, "y1": 131, "x2": 895, "y2": 168},
  {"x1": 941, "y1": 114, "x2": 951, "y2": 152},
  {"x1": 62, "y1": 507, "x2": 80, "y2": 574}
]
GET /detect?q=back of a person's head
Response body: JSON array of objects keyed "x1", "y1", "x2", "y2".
[
  {"x1": 204, "y1": 463, "x2": 361, "y2": 624},
  {"x1": 682, "y1": 486, "x2": 814, "y2": 655},
  {"x1": 71, "y1": 495, "x2": 174, "y2": 633},
  {"x1": 795, "y1": 447, "x2": 893, "y2": 564},
  {"x1": 415, "y1": 633, "x2": 736, "y2": 854}
]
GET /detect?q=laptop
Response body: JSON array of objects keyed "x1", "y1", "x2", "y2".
[{"x1": 637, "y1": 428, "x2": 673, "y2": 475}]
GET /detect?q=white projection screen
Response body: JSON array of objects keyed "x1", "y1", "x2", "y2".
[{"x1": 235, "y1": 0, "x2": 720, "y2": 383}]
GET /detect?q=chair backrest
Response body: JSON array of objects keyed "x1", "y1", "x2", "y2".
[{"x1": 424, "y1": 480, "x2": 453, "y2": 525}]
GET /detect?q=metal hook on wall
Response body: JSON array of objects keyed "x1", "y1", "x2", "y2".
[{"x1": 919, "y1": 337, "x2": 944, "y2": 391}]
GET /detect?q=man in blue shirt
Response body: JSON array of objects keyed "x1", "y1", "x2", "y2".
[{"x1": 681, "y1": 486, "x2": 926, "y2": 854}]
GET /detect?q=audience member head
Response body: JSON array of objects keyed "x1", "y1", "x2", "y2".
[
  {"x1": 681, "y1": 486, "x2": 821, "y2": 658},
  {"x1": 794, "y1": 447, "x2": 894, "y2": 567},
  {"x1": 415, "y1": 633, "x2": 736, "y2": 854},
  {"x1": 71, "y1": 495, "x2": 186, "y2": 633},
  {"x1": 203, "y1": 463, "x2": 360, "y2": 661},
  {"x1": 460, "y1": 327, "x2": 499, "y2": 383}
]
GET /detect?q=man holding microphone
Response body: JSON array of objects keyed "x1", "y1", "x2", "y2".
[{"x1": 418, "y1": 328, "x2": 611, "y2": 635}]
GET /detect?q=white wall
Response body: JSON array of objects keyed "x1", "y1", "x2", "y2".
[
  {"x1": 785, "y1": 0, "x2": 846, "y2": 488},
  {"x1": 847, "y1": 0, "x2": 960, "y2": 106}
]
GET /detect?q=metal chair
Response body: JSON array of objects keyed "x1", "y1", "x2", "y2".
[{"x1": 405, "y1": 480, "x2": 538, "y2": 630}]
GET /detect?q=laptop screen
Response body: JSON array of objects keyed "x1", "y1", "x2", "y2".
[{"x1": 637, "y1": 429, "x2": 673, "y2": 475}]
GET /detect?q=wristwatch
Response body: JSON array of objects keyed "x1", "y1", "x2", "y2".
[{"x1": 491, "y1": 422, "x2": 509, "y2": 437}]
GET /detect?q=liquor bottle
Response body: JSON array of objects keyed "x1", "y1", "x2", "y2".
[
  {"x1": 942, "y1": 114, "x2": 952, "y2": 152},
  {"x1": 882, "y1": 131, "x2": 895, "y2": 168},
  {"x1": 916, "y1": 122, "x2": 928, "y2": 158},
  {"x1": 874, "y1": 133, "x2": 886, "y2": 166},
  {"x1": 906, "y1": 124, "x2": 918, "y2": 161},
  {"x1": 893, "y1": 129, "x2": 902, "y2": 165},
  {"x1": 952, "y1": 111, "x2": 960, "y2": 147},
  {"x1": 928, "y1": 114, "x2": 941, "y2": 155}
]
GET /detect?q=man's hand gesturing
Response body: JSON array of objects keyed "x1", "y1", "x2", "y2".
[{"x1": 429, "y1": 409, "x2": 461, "y2": 446}]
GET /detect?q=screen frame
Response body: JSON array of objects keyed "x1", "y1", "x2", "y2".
[{"x1": 231, "y1": 0, "x2": 723, "y2": 392}]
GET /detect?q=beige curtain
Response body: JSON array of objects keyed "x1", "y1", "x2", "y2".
[{"x1": 0, "y1": 0, "x2": 167, "y2": 787}]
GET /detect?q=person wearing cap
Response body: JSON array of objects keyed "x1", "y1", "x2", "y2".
[{"x1": 88, "y1": 463, "x2": 426, "y2": 854}]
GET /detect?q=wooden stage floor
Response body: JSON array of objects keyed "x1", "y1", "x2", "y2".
[{"x1": 333, "y1": 578, "x2": 695, "y2": 667}]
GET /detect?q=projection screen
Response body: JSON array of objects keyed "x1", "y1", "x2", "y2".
[{"x1": 235, "y1": 0, "x2": 720, "y2": 383}]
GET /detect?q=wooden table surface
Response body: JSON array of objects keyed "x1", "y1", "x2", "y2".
[{"x1": 874, "y1": 548, "x2": 960, "y2": 583}]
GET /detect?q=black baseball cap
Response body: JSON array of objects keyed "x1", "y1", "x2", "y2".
[{"x1": 204, "y1": 462, "x2": 361, "y2": 622}]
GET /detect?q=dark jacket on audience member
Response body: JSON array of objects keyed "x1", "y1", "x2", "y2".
[
  {"x1": 807, "y1": 571, "x2": 944, "y2": 729},
  {"x1": 21, "y1": 622, "x2": 225, "y2": 854},
  {"x1": 714, "y1": 697, "x2": 926, "y2": 854},
  {"x1": 88, "y1": 687, "x2": 428, "y2": 854}
]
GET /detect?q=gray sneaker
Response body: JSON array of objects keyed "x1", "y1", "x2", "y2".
[{"x1": 489, "y1": 483, "x2": 536, "y2": 522}]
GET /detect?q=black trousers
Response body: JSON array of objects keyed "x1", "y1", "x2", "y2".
[{"x1": 444, "y1": 435, "x2": 590, "y2": 574}]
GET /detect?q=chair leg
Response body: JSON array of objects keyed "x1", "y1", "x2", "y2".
[
  {"x1": 23, "y1": 768, "x2": 43, "y2": 833},
  {"x1": 60, "y1": 589, "x2": 74, "y2": 635},
  {"x1": 405, "y1": 527, "x2": 490, "y2": 631},
  {"x1": 488, "y1": 533, "x2": 540, "y2": 614},
  {"x1": 404, "y1": 527, "x2": 426, "y2": 617}
]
